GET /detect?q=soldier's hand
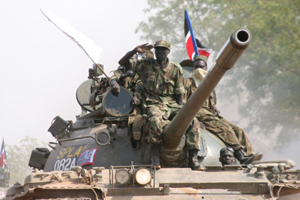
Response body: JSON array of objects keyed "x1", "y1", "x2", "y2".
[
  {"x1": 199, "y1": 121, "x2": 206, "y2": 129},
  {"x1": 213, "y1": 105, "x2": 220, "y2": 115},
  {"x1": 131, "y1": 96, "x2": 140, "y2": 105},
  {"x1": 136, "y1": 43, "x2": 154, "y2": 53},
  {"x1": 111, "y1": 79, "x2": 120, "y2": 96}
]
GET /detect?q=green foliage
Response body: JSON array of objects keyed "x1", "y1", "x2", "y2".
[
  {"x1": 137, "y1": 0, "x2": 300, "y2": 147},
  {"x1": 6, "y1": 136, "x2": 45, "y2": 185}
]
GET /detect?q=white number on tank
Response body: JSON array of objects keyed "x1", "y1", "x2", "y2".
[{"x1": 54, "y1": 157, "x2": 76, "y2": 171}]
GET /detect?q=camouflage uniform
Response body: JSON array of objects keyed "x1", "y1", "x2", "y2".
[
  {"x1": 184, "y1": 77, "x2": 254, "y2": 155},
  {"x1": 110, "y1": 66, "x2": 139, "y2": 89},
  {"x1": 129, "y1": 58, "x2": 201, "y2": 150},
  {"x1": 110, "y1": 49, "x2": 154, "y2": 89},
  {"x1": 109, "y1": 66, "x2": 143, "y2": 133}
]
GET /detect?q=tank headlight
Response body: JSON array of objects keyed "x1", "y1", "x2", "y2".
[
  {"x1": 115, "y1": 169, "x2": 131, "y2": 185},
  {"x1": 95, "y1": 131, "x2": 110, "y2": 146},
  {"x1": 135, "y1": 168, "x2": 151, "y2": 185}
]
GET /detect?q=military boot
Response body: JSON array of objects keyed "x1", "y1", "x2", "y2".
[
  {"x1": 234, "y1": 148, "x2": 263, "y2": 164},
  {"x1": 132, "y1": 114, "x2": 143, "y2": 140},
  {"x1": 189, "y1": 149, "x2": 205, "y2": 170},
  {"x1": 151, "y1": 144, "x2": 161, "y2": 169}
]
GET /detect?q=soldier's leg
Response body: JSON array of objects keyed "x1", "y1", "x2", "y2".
[
  {"x1": 222, "y1": 118, "x2": 262, "y2": 163},
  {"x1": 146, "y1": 104, "x2": 170, "y2": 145},
  {"x1": 222, "y1": 118, "x2": 255, "y2": 156},
  {"x1": 197, "y1": 108, "x2": 242, "y2": 150},
  {"x1": 146, "y1": 104, "x2": 170, "y2": 169},
  {"x1": 167, "y1": 106, "x2": 201, "y2": 150},
  {"x1": 185, "y1": 118, "x2": 201, "y2": 150},
  {"x1": 185, "y1": 117, "x2": 205, "y2": 170},
  {"x1": 129, "y1": 106, "x2": 145, "y2": 141},
  {"x1": 197, "y1": 108, "x2": 262, "y2": 164},
  {"x1": 171, "y1": 105, "x2": 203, "y2": 170}
]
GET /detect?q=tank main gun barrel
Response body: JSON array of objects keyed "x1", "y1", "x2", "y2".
[{"x1": 162, "y1": 28, "x2": 252, "y2": 149}]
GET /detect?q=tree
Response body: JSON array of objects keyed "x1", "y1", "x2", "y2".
[
  {"x1": 6, "y1": 136, "x2": 45, "y2": 184},
  {"x1": 136, "y1": 0, "x2": 300, "y2": 150}
]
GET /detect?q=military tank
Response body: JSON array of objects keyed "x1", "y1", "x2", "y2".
[{"x1": 5, "y1": 29, "x2": 300, "y2": 200}]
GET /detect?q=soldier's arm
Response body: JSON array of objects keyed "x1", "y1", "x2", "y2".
[
  {"x1": 175, "y1": 94, "x2": 183, "y2": 105},
  {"x1": 210, "y1": 90, "x2": 220, "y2": 115},
  {"x1": 109, "y1": 70, "x2": 123, "y2": 94},
  {"x1": 118, "y1": 43, "x2": 154, "y2": 69},
  {"x1": 213, "y1": 105, "x2": 220, "y2": 115},
  {"x1": 118, "y1": 49, "x2": 137, "y2": 69},
  {"x1": 131, "y1": 81, "x2": 144, "y2": 105},
  {"x1": 183, "y1": 78, "x2": 192, "y2": 104},
  {"x1": 174, "y1": 64, "x2": 185, "y2": 105},
  {"x1": 110, "y1": 79, "x2": 120, "y2": 94}
]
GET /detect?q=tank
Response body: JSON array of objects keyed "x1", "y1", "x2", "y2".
[{"x1": 5, "y1": 29, "x2": 300, "y2": 200}]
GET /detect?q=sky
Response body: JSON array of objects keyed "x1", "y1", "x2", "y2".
[{"x1": 0, "y1": 0, "x2": 149, "y2": 145}]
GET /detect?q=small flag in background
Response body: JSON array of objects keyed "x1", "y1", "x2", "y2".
[
  {"x1": 184, "y1": 10, "x2": 212, "y2": 60},
  {"x1": 0, "y1": 138, "x2": 6, "y2": 171}
]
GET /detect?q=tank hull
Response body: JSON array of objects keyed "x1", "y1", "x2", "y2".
[
  {"x1": 8, "y1": 167, "x2": 300, "y2": 200},
  {"x1": 44, "y1": 125, "x2": 228, "y2": 171}
]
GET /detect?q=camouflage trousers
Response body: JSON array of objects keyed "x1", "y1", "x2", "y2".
[
  {"x1": 146, "y1": 103, "x2": 201, "y2": 150},
  {"x1": 196, "y1": 108, "x2": 255, "y2": 156}
]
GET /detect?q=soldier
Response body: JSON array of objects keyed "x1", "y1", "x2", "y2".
[
  {"x1": 110, "y1": 50, "x2": 155, "y2": 141},
  {"x1": 219, "y1": 147, "x2": 235, "y2": 166},
  {"x1": 110, "y1": 49, "x2": 154, "y2": 94},
  {"x1": 183, "y1": 55, "x2": 263, "y2": 164},
  {"x1": 116, "y1": 40, "x2": 202, "y2": 170}
]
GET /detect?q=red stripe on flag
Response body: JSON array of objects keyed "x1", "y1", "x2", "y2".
[
  {"x1": 186, "y1": 36, "x2": 194, "y2": 60},
  {"x1": 0, "y1": 152, "x2": 4, "y2": 168},
  {"x1": 198, "y1": 49, "x2": 211, "y2": 58}
]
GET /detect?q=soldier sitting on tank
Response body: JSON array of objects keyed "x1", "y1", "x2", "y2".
[
  {"x1": 109, "y1": 66, "x2": 143, "y2": 142},
  {"x1": 183, "y1": 55, "x2": 263, "y2": 165},
  {"x1": 110, "y1": 50, "x2": 154, "y2": 141},
  {"x1": 113, "y1": 40, "x2": 202, "y2": 170},
  {"x1": 219, "y1": 147, "x2": 235, "y2": 166}
]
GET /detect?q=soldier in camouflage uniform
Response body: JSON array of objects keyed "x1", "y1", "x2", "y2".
[
  {"x1": 183, "y1": 55, "x2": 262, "y2": 164},
  {"x1": 110, "y1": 66, "x2": 143, "y2": 141},
  {"x1": 110, "y1": 51, "x2": 154, "y2": 141},
  {"x1": 110, "y1": 49, "x2": 154, "y2": 92},
  {"x1": 110, "y1": 66, "x2": 139, "y2": 89},
  {"x1": 116, "y1": 40, "x2": 202, "y2": 170}
]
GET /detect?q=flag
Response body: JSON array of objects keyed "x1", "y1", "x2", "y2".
[
  {"x1": 40, "y1": 9, "x2": 108, "y2": 78},
  {"x1": 77, "y1": 147, "x2": 98, "y2": 167},
  {"x1": 184, "y1": 10, "x2": 198, "y2": 60},
  {"x1": 195, "y1": 38, "x2": 213, "y2": 59},
  {"x1": 184, "y1": 10, "x2": 213, "y2": 60},
  {"x1": 0, "y1": 138, "x2": 6, "y2": 170}
]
